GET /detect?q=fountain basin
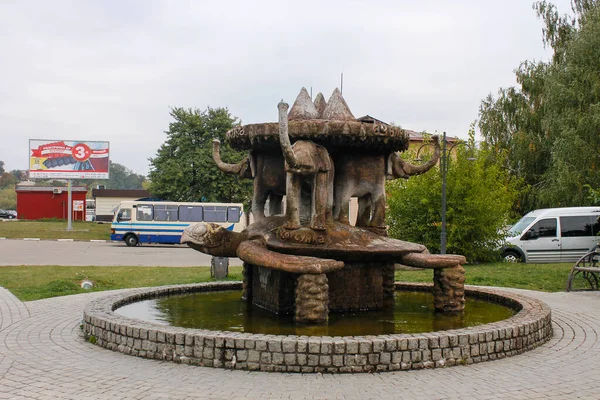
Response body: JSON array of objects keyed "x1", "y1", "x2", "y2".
[{"x1": 82, "y1": 282, "x2": 552, "y2": 373}]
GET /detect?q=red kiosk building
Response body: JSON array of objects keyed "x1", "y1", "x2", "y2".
[{"x1": 15, "y1": 185, "x2": 87, "y2": 220}]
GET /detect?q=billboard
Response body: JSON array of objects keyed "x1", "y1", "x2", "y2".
[{"x1": 29, "y1": 139, "x2": 110, "y2": 179}]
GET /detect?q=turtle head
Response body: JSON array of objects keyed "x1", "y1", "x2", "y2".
[{"x1": 181, "y1": 222, "x2": 244, "y2": 257}]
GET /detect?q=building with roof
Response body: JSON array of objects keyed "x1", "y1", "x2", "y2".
[
  {"x1": 91, "y1": 188, "x2": 150, "y2": 222},
  {"x1": 15, "y1": 185, "x2": 88, "y2": 220}
]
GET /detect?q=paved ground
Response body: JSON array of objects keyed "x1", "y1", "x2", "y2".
[
  {"x1": 0, "y1": 284, "x2": 599, "y2": 399},
  {"x1": 0, "y1": 239, "x2": 243, "y2": 267}
]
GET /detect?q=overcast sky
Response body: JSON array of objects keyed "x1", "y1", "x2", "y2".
[{"x1": 0, "y1": 0, "x2": 573, "y2": 175}]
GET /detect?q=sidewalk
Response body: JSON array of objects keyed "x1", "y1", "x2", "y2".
[{"x1": 0, "y1": 286, "x2": 599, "y2": 399}]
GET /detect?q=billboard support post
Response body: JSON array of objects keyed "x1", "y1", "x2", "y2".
[{"x1": 67, "y1": 179, "x2": 73, "y2": 231}]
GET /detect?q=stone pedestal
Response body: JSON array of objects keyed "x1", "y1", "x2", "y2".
[
  {"x1": 327, "y1": 262, "x2": 395, "y2": 312},
  {"x1": 433, "y1": 264, "x2": 466, "y2": 312},
  {"x1": 242, "y1": 261, "x2": 396, "y2": 323},
  {"x1": 248, "y1": 264, "x2": 296, "y2": 314},
  {"x1": 295, "y1": 274, "x2": 329, "y2": 323}
]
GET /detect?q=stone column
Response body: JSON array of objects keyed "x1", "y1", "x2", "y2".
[
  {"x1": 295, "y1": 273, "x2": 329, "y2": 323},
  {"x1": 433, "y1": 265, "x2": 466, "y2": 313}
]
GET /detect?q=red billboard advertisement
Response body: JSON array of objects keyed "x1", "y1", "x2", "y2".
[{"x1": 29, "y1": 139, "x2": 110, "y2": 179}]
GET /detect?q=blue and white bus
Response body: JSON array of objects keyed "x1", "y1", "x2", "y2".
[{"x1": 110, "y1": 200, "x2": 246, "y2": 246}]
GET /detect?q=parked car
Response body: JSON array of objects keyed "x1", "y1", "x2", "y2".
[
  {"x1": 501, "y1": 207, "x2": 600, "y2": 263},
  {"x1": 0, "y1": 209, "x2": 16, "y2": 219}
]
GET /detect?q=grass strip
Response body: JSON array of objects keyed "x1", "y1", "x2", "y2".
[
  {"x1": 0, "y1": 262, "x2": 576, "y2": 302},
  {"x1": 395, "y1": 262, "x2": 574, "y2": 292},
  {"x1": 0, "y1": 220, "x2": 111, "y2": 240},
  {"x1": 0, "y1": 265, "x2": 243, "y2": 301}
]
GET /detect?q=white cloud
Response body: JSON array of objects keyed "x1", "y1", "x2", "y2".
[{"x1": 0, "y1": 0, "x2": 572, "y2": 174}]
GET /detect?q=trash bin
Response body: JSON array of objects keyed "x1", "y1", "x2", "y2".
[{"x1": 211, "y1": 257, "x2": 229, "y2": 279}]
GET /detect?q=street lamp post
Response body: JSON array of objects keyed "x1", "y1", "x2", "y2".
[
  {"x1": 416, "y1": 131, "x2": 474, "y2": 255},
  {"x1": 440, "y1": 131, "x2": 448, "y2": 254}
]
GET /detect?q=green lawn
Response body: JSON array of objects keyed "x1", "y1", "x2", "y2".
[
  {"x1": 0, "y1": 262, "x2": 578, "y2": 302},
  {"x1": 396, "y1": 262, "x2": 574, "y2": 292},
  {"x1": 0, "y1": 265, "x2": 244, "y2": 301},
  {"x1": 0, "y1": 220, "x2": 111, "y2": 240}
]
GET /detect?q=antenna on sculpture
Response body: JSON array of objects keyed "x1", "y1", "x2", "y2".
[{"x1": 340, "y1": 72, "x2": 344, "y2": 95}]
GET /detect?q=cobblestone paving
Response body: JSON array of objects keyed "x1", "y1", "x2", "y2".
[{"x1": 0, "y1": 287, "x2": 598, "y2": 399}]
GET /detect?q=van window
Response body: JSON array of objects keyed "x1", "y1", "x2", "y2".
[
  {"x1": 508, "y1": 217, "x2": 536, "y2": 236},
  {"x1": 179, "y1": 206, "x2": 203, "y2": 222},
  {"x1": 204, "y1": 205, "x2": 227, "y2": 222},
  {"x1": 154, "y1": 205, "x2": 179, "y2": 221},
  {"x1": 227, "y1": 206, "x2": 241, "y2": 223},
  {"x1": 136, "y1": 205, "x2": 153, "y2": 221},
  {"x1": 593, "y1": 216, "x2": 600, "y2": 236},
  {"x1": 560, "y1": 216, "x2": 595, "y2": 237},
  {"x1": 524, "y1": 218, "x2": 557, "y2": 239}
]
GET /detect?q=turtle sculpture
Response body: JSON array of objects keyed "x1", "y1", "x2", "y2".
[{"x1": 182, "y1": 87, "x2": 466, "y2": 324}]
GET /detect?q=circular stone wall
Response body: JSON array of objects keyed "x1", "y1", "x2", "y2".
[{"x1": 82, "y1": 282, "x2": 552, "y2": 373}]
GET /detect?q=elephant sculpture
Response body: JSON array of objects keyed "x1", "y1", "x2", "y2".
[
  {"x1": 212, "y1": 139, "x2": 286, "y2": 219},
  {"x1": 278, "y1": 100, "x2": 334, "y2": 231},
  {"x1": 333, "y1": 135, "x2": 440, "y2": 230}
]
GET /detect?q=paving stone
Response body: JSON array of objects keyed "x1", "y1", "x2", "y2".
[{"x1": 0, "y1": 287, "x2": 599, "y2": 399}]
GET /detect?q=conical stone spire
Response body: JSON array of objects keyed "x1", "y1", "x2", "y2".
[
  {"x1": 288, "y1": 87, "x2": 319, "y2": 120},
  {"x1": 313, "y1": 92, "x2": 327, "y2": 119},
  {"x1": 322, "y1": 88, "x2": 355, "y2": 121}
]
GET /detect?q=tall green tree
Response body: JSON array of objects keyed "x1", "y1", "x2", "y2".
[
  {"x1": 386, "y1": 134, "x2": 520, "y2": 262},
  {"x1": 537, "y1": 5, "x2": 600, "y2": 205},
  {"x1": 148, "y1": 107, "x2": 252, "y2": 204},
  {"x1": 0, "y1": 161, "x2": 4, "y2": 175},
  {"x1": 478, "y1": 0, "x2": 600, "y2": 212}
]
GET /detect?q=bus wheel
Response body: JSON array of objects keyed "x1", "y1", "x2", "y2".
[{"x1": 124, "y1": 234, "x2": 139, "y2": 247}]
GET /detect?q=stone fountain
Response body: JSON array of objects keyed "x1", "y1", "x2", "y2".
[
  {"x1": 82, "y1": 88, "x2": 553, "y2": 373},
  {"x1": 182, "y1": 87, "x2": 467, "y2": 323}
]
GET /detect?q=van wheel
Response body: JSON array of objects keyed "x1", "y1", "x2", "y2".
[
  {"x1": 124, "y1": 234, "x2": 139, "y2": 247},
  {"x1": 503, "y1": 251, "x2": 522, "y2": 263}
]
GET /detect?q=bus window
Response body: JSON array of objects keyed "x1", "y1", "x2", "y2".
[
  {"x1": 117, "y1": 208, "x2": 132, "y2": 222},
  {"x1": 179, "y1": 206, "x2": 203, "y2": 222},
  {"x1": 227, "y1": 206, "x2": 241, "y2": 223},
  {"x1": 136, "y1": 205, "x2": 153, "y2": 221},
  {"x1": 204, "y1": 205, "x2": 227, "y2": 222},
  {"x1": 154, "y1": 205, "x2": 179, "y2": 221}
]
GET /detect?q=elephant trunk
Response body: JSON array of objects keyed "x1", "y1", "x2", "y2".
[
  {"x1": 212, "y1": 138, "x2": 245, "y2": 175},
  {"x1": 278, "y1": 101, "x2": 298, "y2": 168},
  {"x1": 403, "y1": 136, "x2": 441, "y2": 175},
  {"x1": 389, "y1": 136, "x2": 441, "y2": 179}
]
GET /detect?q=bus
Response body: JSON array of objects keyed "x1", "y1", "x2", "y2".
[{"x1": 110, "y1": 200, "x2": 246, "y2": 246}]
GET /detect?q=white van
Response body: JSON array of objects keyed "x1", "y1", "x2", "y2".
[{"x1": 501, "y1": 207, "x2": 600, "y2": 263}]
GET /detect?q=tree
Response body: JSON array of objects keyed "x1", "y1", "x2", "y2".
[
  {"x1": 536, "y1": 5, "x2": 600, "y2": 205},
  {"x1": 0, "y1": 161, "x2": 4, "y2": 175},
  {"x1": 0, "y1": 187, "x2": 16, "y2": 209},
  {"x1": 100, "y1": 162, "x2": 146, "y2": 190},
  {"x1": 148, "y1": 107, "x2": 252, "y2": 204},
  {"x1": 478, "y1": 0, "x2": 600, "y2": 212},
  {"x1": 386, "y1": 133, "x2": 520, "y2": 262},
  {"x1": 0, "y1": 172, "x2": 18, "y2": 190}
]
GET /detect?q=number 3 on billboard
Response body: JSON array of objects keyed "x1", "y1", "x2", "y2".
[{"x1": 72, "y1": 143, "x2": 91, "y2": 162}]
